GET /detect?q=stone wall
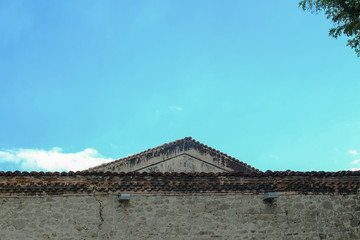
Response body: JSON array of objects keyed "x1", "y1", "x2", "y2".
[
  {"x1": 93, "y1": 149, "x2": 238, "y2": 173},
  {"x1": 132, "y1": 154, "x2": 229, "y2": 173},
  {"x1": 1, "y1": 193, "x2": 359, "y2": 240},
  {"x1": 90, "y1": 137, "x2": 257, "y2": 173}
]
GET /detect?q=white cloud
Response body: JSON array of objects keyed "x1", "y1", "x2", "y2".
[
  {"x1": 351, "y1": 159, "x2": 360, "y2": 164},
  {"x1": 0, "y1": 151, "x2": 18, "y2": 162},
  {"x1": 348, "y1": 150, "x2": 358, "y2": 155},
  {"x1": 349, "y1": 168, "x2": 360, "y2": 171},
  {"x1": 348, "y1": 150, "x2": 360, "y2": 171},
  {"x1": 168, "y1": 106, "x2": 183, "y2": 111},
  {"x1": 0, "y1": 147, "x2": 114, "y2": 171}
]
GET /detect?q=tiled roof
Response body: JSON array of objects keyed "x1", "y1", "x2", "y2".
[
  {"x1": 88, "y1": 137, "x2": 260, "y2": 173},
  {"x1": 1, "y1": 170, "x2": 360, "y2": 177},
  {"x1": 0, "y1": 170, "x2": 359, "y2": 196}
]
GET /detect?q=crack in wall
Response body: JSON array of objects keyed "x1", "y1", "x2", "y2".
[
  {"x1": 96, "y1": 197, "x2": 104, "y2": 230},
  {"x1": 90, "y1": 184, "x2": 105, "y2": 232}
]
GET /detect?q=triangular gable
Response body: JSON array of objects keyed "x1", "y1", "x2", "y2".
[{"x1": 89, "y1": 137, "x2": 260, "y2": 173}]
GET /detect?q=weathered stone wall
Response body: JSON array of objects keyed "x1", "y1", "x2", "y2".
[
  {"x1": 90, "y1": 138, "x2": 257, "y2": 173},
  {"x1": 136, "y1": 154, "x2": 227, "y2": 173},
  {"x1": 1, "y1": 193, "x2": 359, "y2": 240},
  {"x1": 93, "y1": 149, "x2": 240, "y2": 173}
]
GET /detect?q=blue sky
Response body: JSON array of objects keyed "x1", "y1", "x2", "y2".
[{"x1": 0, "y1": 1, "x2": 359, "y2": 172}]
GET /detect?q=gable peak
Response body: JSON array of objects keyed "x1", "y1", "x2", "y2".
[{"x1": 88, "y1": 137, "x2": 260, "y2": 173}]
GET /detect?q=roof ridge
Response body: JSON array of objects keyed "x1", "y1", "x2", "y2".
[
  {"x1": 1, "y1": 170, "x2": 360, "y2": 177},
  {"x1": 88, "y1": 137, "x2": 260, "y2": 172},
  {"x1": 88, "y1": 137, "x2": 192, "y2": 171}
]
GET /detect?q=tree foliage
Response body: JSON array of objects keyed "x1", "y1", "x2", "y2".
[{"x1": 299, "y1": 0, "x2": 360, "y2": 56}]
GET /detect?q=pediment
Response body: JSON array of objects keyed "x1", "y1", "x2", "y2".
[{"x1": 89, "y1": 137, "x2": 259, "y2": 173}]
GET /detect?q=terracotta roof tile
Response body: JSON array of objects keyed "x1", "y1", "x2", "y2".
[
  {"x1": 1, "y1": 170, "x2": 360, "y2": 177},
  {"x1": 88, "y1": 137, "x2": 260, "y2": 173},
  {"x1": 0, "y1": 170, "x2": 359, "y2": 196}
]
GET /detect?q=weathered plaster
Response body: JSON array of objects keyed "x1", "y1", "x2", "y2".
[
  {"x1": 91, "y1": 140, "x2": 255, "y2": 173},
  {"x1": 1, "y1": 193, "x2": 359, "y2": 239},
  {"x1": 138, "y1": 154, "x2": 227, "y2": 173},
  {"x1": 95, "y1": 148, "x2": 240, "y2": 173}
]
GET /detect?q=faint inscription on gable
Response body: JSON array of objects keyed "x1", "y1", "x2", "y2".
[{"x1": 140, "y1": 154, "x2": 225, "y2": 173}]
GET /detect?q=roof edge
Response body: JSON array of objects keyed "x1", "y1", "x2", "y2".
[
  {"x1": 1, "y1": 170, "x2": 359, "y2": 177},
  {"x1": 87, "y1": 137, "x2": 260, "y2": 172}
]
